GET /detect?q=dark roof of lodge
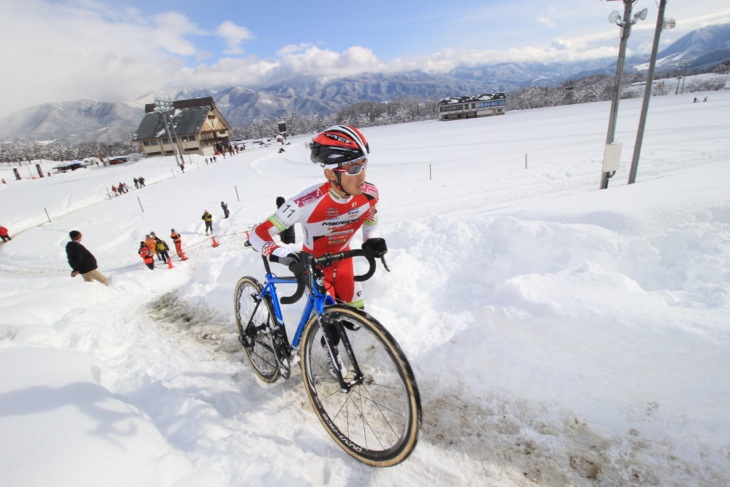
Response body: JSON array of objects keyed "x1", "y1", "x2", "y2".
[
  {"x1": 134, "y1": 107, "x2": 211, "y2": 141},
  {"x1": 438, "y1": 93, "x2": 506, "y2": 105},
  {"x1": 134, "y1": 98, "x2": 225, "y2": 141}
]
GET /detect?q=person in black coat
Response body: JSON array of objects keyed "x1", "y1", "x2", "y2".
[
  {"x1": 276, "y1": 196, "x2": 296, "y2": 245},
  {"x1": 65, "y1": 230, "x2": 109, "y2": 286}
]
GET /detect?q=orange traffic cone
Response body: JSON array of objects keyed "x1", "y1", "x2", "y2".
[
  {"x1": 211, "y1": 236, "x2": 219, "y2": 248},
  {"x1": 167, "y1": 258, "x2": 174, "y2": 269}
]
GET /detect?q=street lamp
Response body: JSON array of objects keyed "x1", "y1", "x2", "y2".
[
  {"x1": 600, "y1": 0, "x2": 648, "y2": 190},
  {"x1": 628, "y1": 1, "x2": 675, "y2": 184},
  {"x1": 154, "y1": 97, "x2": 181, "y2": 167}
]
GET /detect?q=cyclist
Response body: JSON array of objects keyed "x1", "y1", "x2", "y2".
[{"x1": 249, "y1": 125, "x2": 387, "y2": 309}]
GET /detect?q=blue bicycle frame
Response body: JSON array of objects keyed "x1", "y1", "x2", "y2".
[{"x1": 259, "y1": 257, "x2": 336, "y2": 351}]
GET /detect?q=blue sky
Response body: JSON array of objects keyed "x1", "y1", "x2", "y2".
[{"x1": 0, "y1": 0, "x2": 728, "y2": 118}]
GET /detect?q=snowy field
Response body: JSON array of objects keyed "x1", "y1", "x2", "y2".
[{"x1": 1, "y1": 90, "x2": 729, "y2": 486}]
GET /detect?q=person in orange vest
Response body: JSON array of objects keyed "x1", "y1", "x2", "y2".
[
  {"x1": 170, "y1": 229, "x2": 185, "y2": 259},
  {"x1": 139, "y1": 242, "x2": 155, "y2": 270},
  {"x1": 145, "y1": 234, "x2": 157, "y2": 260}
]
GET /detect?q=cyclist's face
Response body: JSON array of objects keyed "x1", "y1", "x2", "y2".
[{"x1": 325, "y1": 165, "x2": 367, "y2": 196}]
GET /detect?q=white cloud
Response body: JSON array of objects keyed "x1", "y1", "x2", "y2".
[
  {"x1": 152, "y1": 11, "x2": 203, "y2": 56},
  {"x1": 537, "y1": 16, "x2": 556, "y2": 28},
  {"x1": 216, "y1": 21, "x2": 252, "y2": 55},
  {"x1": 0, "y1": 0, "x2": 729, "y2": 118},
  {"x1": 0, "y1": 0, "x2": 206, "y2": 115},
  {"x1": 276, "y1": 43, "x2": 315, "y2": 56}
]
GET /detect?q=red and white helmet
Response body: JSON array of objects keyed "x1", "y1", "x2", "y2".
[{"x1": 310, "y1": 125, "x2": 369, "y2": 166}]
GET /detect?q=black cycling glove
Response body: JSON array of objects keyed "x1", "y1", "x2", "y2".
[
  {"x1": 362, "y1": 238, "x2": 388, "y2": 257},
  {"x1": 270, "y1": 252, "x2": 301, "y2": 267}
]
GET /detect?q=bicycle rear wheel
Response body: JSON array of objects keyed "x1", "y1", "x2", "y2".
[
  {"x1": 300, "y1": 305, "x2": 421, "y2": 467},
  {"x1": 234, "y1": 276, "x2": 280, "y2": 383}
]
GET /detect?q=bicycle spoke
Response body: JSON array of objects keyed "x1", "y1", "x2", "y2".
[{"x1": 300, "y1": 306, "x2": 421, "y2": 466}]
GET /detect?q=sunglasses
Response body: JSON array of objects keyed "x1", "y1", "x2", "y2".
[{"x1": 333, "y1": 159, "x2": 367, "y2": 176}]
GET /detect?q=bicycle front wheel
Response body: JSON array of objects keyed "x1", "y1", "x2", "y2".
[
  {"x1": 300, "y1": 305, "x2": 421, "y2": 467},
  {"x1": 234, "y1": 276, "x2": 280, "y2": 383}
]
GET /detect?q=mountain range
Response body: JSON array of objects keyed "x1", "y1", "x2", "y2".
[{"x1": 1, "y1": 23, "x2": 728, "y2": 144}]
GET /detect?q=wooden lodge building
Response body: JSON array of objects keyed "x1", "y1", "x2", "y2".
[{"x1": 133, "y1": 97, "x2": 232, "y2": 157}]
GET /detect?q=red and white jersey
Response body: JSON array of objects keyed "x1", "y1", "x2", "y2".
[{"x1": 251, "y1": 181, "x2": 380, "y2": 258}]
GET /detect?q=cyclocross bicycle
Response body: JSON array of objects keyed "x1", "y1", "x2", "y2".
[{"x1": 234, "y1": 247, "x2": 421, "y2": 467}]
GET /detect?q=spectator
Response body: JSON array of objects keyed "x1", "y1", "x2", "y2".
[
  {"x1": 139, "y1": 242, "x2": 155, "y2": 270},
  {"x1": 0, "y1": 225, "x2": 11, "y2": 242},
  {"x1": 66, "y1": 230, "x2": 109, "y2": 286},
  {"x1": 145, "y1": 234, "x2": 157, "y2": 259},
  {"x1": 202, "y1": 210, "x2": 213, "y2": 235},
  {"x1": 221, "y1": 201, "x2": 230, "y2": 219},
  {"x1": 154, "y1": 237, "x2": 170, "y2": 263},
  {"x1": 170, "y1": 229, "x2": 186, "y2": 259}
]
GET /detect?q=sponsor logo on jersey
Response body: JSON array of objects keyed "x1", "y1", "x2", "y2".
[
  {"x1": 295, "y1": 187, "x2": 324, "y2": 207},
  {"x1": 328, "y1": 237, "x2": 348, "y2": 246},
  {"x1": 322, "y1": 218, "x2": 358, "y2": 227},
  {"x1": 262, "y1": 242, "x2": 276, "y2": 256}
]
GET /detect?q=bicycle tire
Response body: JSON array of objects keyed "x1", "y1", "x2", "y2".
[
  {"x1": 300, "y1": 305, "x2": 421, "y2": 467},
  {"x1": 234, "y1": 276, "x2": 280, "y2": 383}
]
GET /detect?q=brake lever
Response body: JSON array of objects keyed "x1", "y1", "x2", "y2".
[{"x1": 380, "y1": 255, "x2": 390, "y2": 272}]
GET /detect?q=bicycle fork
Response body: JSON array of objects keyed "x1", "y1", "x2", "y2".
[{"x1": 319, "y1": 315, "x2": 364, "y2": 391}]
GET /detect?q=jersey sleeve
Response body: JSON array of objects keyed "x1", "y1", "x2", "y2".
[
  {"x1": 249, "y1": 199, "x2": 302, "y2": 257},
  {"x1": 361, "y1": 183, "x2": 380, "y2": 242},
  {"x1": 361, "y1": 206, "x2": 379, "y2": 241}
]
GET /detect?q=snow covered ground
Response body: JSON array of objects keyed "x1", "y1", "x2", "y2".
[{"x1": 1, "y1": 90, "x2": 729, "y2": 486}]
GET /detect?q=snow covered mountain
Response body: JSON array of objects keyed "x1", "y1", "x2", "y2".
[
  {"x1": 1, "y1": 23, "x2": 728, "y2": 143},
  {"x1": 652, "y1": 23, "x2": 730, "y2": 70}
]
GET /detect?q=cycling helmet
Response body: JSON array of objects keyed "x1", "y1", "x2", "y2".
[{"x1": 310, "y1": 125, "x2": 369, "y2": 166}]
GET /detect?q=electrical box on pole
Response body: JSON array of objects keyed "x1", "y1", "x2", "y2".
[{"x1": 602, "y1": 143, "x2": 622, "y2": 174}]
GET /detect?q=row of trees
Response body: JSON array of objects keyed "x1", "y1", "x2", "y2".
[
  {"x1": 230, "y1": 97, "x2": 439, "y2": 141},
  {"x1": 0, "y1": 139, "x2": 138, "y2": 165},
  {"x1": 2, "y1": 71, "x2": 727, "y2": 164}
]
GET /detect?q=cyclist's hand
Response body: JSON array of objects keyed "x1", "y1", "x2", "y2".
[
  {"x1": 270, "y1": 251, "x2": 301, "y2": 267},
  {"x1": 362, "y1": 238, "x2": 387, "y2": 257}
]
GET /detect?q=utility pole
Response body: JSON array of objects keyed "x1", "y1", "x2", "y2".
[
  {"x1": 155, "y1": 98, "x2": 181, "y2": 167},
  {"x1": 600, "y1": 0, "x2": 646, "y2": 190},
  {"x1": 628, "y1": 0, "x2": 673, "y2": 184}
]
